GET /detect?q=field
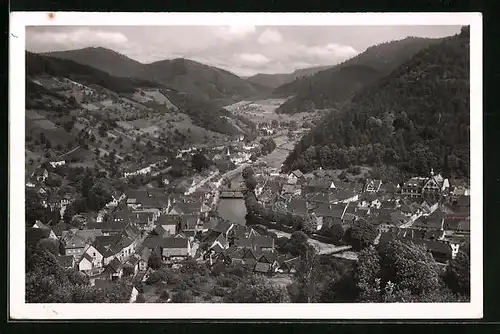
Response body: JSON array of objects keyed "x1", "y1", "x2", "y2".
[{"x1": 225, "y1": 99, "x2": 323, "y2": 125}]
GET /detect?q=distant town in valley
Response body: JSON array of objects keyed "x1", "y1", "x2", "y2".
[{"x1": 25, "y1": 25, "x2": 471, "y2": 304}]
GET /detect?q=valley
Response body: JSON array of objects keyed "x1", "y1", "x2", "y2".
[{"x1": 23, "y1": 24, "x2": 472, "y2": 306}]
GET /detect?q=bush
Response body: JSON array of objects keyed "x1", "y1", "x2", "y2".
[
  {"x1": 145, "y1": 271, "x2": 162, "y2": 285},
  {"x1": 136, "y1": 293, "x2": 146, "y2": 303},
  {"x1": 172, "y1": 290, "x2": 194, "y2": 303},
  {"x1": 211, "y1": 285, "x2": 226, "y2": 297}
]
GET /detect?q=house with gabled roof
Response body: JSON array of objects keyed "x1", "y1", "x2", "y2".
[
  {"x1": 32, "y1": 167, "x2": 49, "y2": 182},
  {"x1": 161, "y1": 237, "x2": 191, "y2": 261},
  {"x1": 78, "y1": 253, "x2": 94, "y2": 273},
  {"x1": 401, "y1": 177, "x2": 428, "y2": 198},
  {"x1": 304, "y1": 179, "x2": 336, "y2": 194},
  {"x1": 32, "y1": 220, "x2": 58, "y2": 240},
  {"x1": 287, "y1": 169, "x2": 304, "y2": 185},
  {"x1": 80, "y1": 244, "x2": 104, "y2": 274},
  {"x1": 252, "y1": 235, "x2": 275, "y2": 253},
  {"x1": 364, "y1": 179, "x2": 382, "y2": 193},
  {"x1": 102, "y1": 257, "x2": 123, "y2": 281},
  {"x1": 62, "y1": 229, "x2": 103, "y2": 260},
  {"x1": 443, "y1": 215, "x2": 470, "y2": 237},
  {"x1": 180, "y1": 214, "x2": 201, "y2": 236}
]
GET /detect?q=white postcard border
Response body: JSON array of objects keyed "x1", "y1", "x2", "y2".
[{"x1": 9, "y1": 12, "x2": 483, "y2": 319}]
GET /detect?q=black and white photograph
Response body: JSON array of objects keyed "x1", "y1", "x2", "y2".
[{"x1": 9, "y1": 12, "x2": 482, "y2": 319}]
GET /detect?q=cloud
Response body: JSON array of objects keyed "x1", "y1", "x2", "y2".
[
  {"x1": 26, "y1": 28, "x2": 129, "y2": 52},
  {"x1": 238, "y1": 53, "x2": 270, "y2": 66},
  {"x1": 213, "y1": 25, "x2": 256, "y2": 41},
  {"x1": 300, "y1": 43, "x2": 358, "y2": 64},
  {"x1": 258, "y1": 29, "x2": 283, "y2": 44},
  {"x1": 26, "y1": 25, "x2": 461, "y2": 76}
]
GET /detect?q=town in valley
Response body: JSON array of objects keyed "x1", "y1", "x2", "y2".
[{"x1": 24, "y1": 24, "x2": 471, "y2": 304}]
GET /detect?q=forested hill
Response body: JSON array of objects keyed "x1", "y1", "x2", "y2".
[
  {"x1": 26, "y1": 52, "x2": 256, "y2": 137},
  {"x1": 27, "y1": 51, "x2": 159, "y2": 93},
  {"x1": 246, "y1": 65, "x2": 333, "y2": 89},
  {"x1": 44, "y1": 47, "x2": 269, "y2": 107},
  {"x1": 44, "y1": 47, "x2": 144, "y2": 78},
  {"x1": 274, "y1": 36, "x2": 444, "y2": 114},
  {"x1": 283, "y1": 27, "x2": 470, "y2": 179},
  {"x1": 275, "y1": 64, "x2": 383, "y2": 114}
]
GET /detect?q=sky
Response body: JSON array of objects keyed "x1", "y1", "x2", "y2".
[{"x1": 26, "y1": 25, "x2": 462, "y2": 77}]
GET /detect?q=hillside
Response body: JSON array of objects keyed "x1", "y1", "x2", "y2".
[
  {"x1": 44, "y1": 47, "x2": 269, "y2": 106},
  {"x1": 276, "y1": 64, "x2": 382, "y2": 114},
  {"x1": 283, "y1": 27, "x2": 470, "y2": 179},
  {"x1": 274, "y1": 36, "x2": 444, "y2": 114},
  {"x1": 25, "y1": 52, "x2": 257, "y2": 174},
  {"x1": 247, "y1": 65, "x2": 332, "y2": 88},
  {"x1": 27, "y1": 51, "x2": 158, "y2": 93},
  {"x1": 43, "y1": 47, "x2": 144, "y2": 78},
  {"x1": 134, "y1": 58, "x2": 267, "y2": 106}
]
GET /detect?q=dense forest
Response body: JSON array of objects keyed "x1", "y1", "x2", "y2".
[
  {"x1": 283, "y1": 27, "x2": 470, "y2": 178},
  {"x1": 275, "y1": 65, "x2": 382, "y2": 114},
  {"x1": 274, "y1": 36, "x2": 444, "y2": 115}
]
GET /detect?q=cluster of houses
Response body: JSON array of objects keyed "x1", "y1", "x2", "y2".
[
  {"x1": 254, "y1": 167, "x2": 470, "y2": 263},
  {"x1": 28, "y1": 179, "x2": 302, "y2": 303}
]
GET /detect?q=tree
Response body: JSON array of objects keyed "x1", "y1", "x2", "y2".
[
  {"x1": 344, "y1": 219, "x2": 377, "y2": 250},
  {"x1": 443, "y1": 242, "x2": 470, "y2": 297},
  {"x1": 148, "y1": 252, "x2": 162, "y2": 270},
  {"x1": 287, "y1": 231, "x2": 314, "y2": 257},
  {"x1": 292, "y1": 247, "x2": 320, "y2": 303},
  {"x1": 325, "y1": 223, "x2": 345, "y2": 244},
  {"x1": 172, "y1": 290, "x2": 194, "y2": 303},
  {"x1": 356, "y1": 246, "x2": 383, "y2": 302},
  {"x1": 98, "y1": 123, "x2": 108, "y2": 137},
  {"x1": 36, "y1": 238, "x2": 60, "y2": 256},
  {"x1": 242, "y1": 166, "x2": 254, "y2": 180},
  {"x1": 192, "y1": 153, "x2": 211, "y2": 172},
  {"x1": 245, "y1": 174, "x2": 258, "y2": 191},
  {"x1": 63, "y1": 120, "x2": 74, "y2": 133},
  {"x1": 63, "y1": 204, "x2": 76, "y2": 225},
  {"x1": 224, "y1": 276, "x2": 290, "y2": 303}
]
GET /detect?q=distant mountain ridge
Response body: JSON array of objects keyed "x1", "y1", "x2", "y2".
[
  {"x1": 274, "y1": 36, "x2": 445, "y2": 114},
  {"x1": 43, "y1": 47, "x2": 268, "y2": 106},
  {"x1": 43, "y1": 47, "x2": 144, "y2": 78},
  {"x1": 246, "y1": 65, "x2": 333, "y2": 89},
  {"x1": 283, "y1": 28, "x2": 470, "y2": 179},
  {"x1": 26, "y1": 51, "x2": 256, "y2": 137}
]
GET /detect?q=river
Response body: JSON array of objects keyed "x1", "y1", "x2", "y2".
[{"x1": 217, "y1": 198, "x2": 247, "y2": 226}]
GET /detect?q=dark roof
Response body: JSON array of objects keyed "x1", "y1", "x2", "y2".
[
  {"x1": 81, "y1": 252, "x2": 93, "y2": 263},
  {"x1": 291, "y1": 170, "x2": 304, "y2": 178},
  {"x1": 107, "y1": 257, "x2": 122, "y2": 272},
  {"x1": 161, "y1": 237, "x2": 189, "y2": 249},
  {"x1": 288, "y1": 199, "x2": 308, "y2": 215},
  {"x1": 212, "y1": 221, "x2": 232, "y2": 234},
  {"x1": 443, "y1": 217, "x2": 470, "y2": 231},
  {"x1": 180, "y1": 214, "x2": 199, "y2": 230},
  {"x1": 87, "y1": 222, "x2": 127, "y2": 231},
  {"x1": 252, "y1": 235, "x2": 274, "y2": 248},
  {"x1": 157, "y1": 215, "x2": 180, "y2": 225},
  {"x1": 254, "y1": 262, "x2": 272, "y2": 273},
  {"x1": 315, "y1": 203, "x2": 346, "y2": 219},
  {"x1": 307, "y1": 179, "x2": 333, "y2": 190},
  {"x1": 235, "y1": 237, "x2": 253, "y2": 248}
]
